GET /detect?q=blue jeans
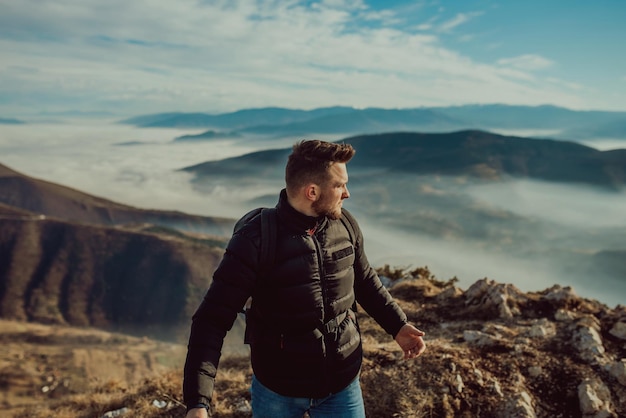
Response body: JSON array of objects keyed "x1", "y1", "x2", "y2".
[{"x1": 250, "y1": 375, "x2": 366, "y2": 418}]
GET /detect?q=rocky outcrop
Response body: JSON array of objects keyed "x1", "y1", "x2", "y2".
[{"x1": 358, "y1": 273, "x2": 626, "y2": 418}]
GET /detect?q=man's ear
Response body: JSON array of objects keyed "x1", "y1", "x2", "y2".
[{"x1": 304, "y1": 184, "x2": 319, "y2": 202}]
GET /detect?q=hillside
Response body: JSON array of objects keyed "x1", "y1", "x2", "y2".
[
  {"x1": 345, "y1": 131, "x2": 626, "y2": 188},
  {"x1": 0, "y1": 216, "x2": 224, "y2": 338},
  {"x1": 0, "y1": 160, "x2": 237, "y2": 342},
  {"x1": 182, "y1": 130, "x2": 626, "y2": 189},
  {"x1": 0, "y1": 162, "x2": 233, "y2": 236},
  {"x1": 0, "y1": 319, "x2": 187, "y2": 413},
  {"x1": 5, "y1": 270, "x2": 625, "y2": 417}
]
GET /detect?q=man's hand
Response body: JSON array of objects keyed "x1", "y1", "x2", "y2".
[
  {"x1": 395, "y1": 323, "x2": 426, "y2": 360},
  {"x1": 186, "y1": 407, "x2": 209, "y2": 418}
]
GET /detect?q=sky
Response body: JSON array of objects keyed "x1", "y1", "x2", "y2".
[{"x1": 1, "y1": 0, "x2": 626, "y2": 118}]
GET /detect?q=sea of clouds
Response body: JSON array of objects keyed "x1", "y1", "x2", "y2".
[{"x1": 1, "y1": 121, "x2": 624, "y2": 307}]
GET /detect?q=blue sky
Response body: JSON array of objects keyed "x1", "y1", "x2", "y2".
[{"x1": 1, "y1": 0, "x2": 625, "y2": 118}]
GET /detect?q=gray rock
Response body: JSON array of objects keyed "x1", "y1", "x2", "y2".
[
  {"x1": 555, "y1": 308, "x2": 576, "y2": 322},
  {"x1": 498, "y1": 391, "x2": 536, "y2": 418},
  {"x1": 607, "y1": 359, "x2": 626, "y2": 386},
  {"x1": 464, "y1": 279, "x2": 524, "y2": 319},
  {"x1": 573, "y1": 321, "x2": 606, "y2": 364},
  {"x1": 578, "y1": 378, "x2": 613, "y2": 417},
  {"x1": 609, "y1": 321, "x2": 626, "y2": 340},
  {"x1": 463, "y1": 330, "x2": 502, "y2": 347}
]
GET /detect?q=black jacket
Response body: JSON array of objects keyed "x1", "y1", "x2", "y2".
[{"x1": 183, "y1": 190, "x2": 407, "y2": 408}]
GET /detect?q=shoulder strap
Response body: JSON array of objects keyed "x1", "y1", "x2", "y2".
[
  {"x1": 259, "y1": 207, "x2": 278, "y2": 273},
  {"x1": 341, "y1": 208, "x2": 361, "y2": 314},
  {"x1": 239, "y1": 207, "x2": 277, "y2": 321},
  {"x1": 340, "y1": 208, "x2": 358, "y2": 248}
]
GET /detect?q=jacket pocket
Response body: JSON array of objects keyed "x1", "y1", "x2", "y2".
[{"x1": 336, "y1": 310, "x2": 361, "y2": 356}]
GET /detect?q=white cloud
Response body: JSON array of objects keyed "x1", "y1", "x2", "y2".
[
  {"x1": 437, "y1": 11, "x2": 483, "y2": 33},
  {"x1": 497, "y1": 54, "x2": 555, "y2": 71},
  {"x1": 0, "y1": 1, "x2": 590, "y2": 116}
]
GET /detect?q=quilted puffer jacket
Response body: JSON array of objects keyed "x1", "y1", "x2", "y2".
[{"x1": 183, "y1": 189, "x2": 407, "y2": 408}]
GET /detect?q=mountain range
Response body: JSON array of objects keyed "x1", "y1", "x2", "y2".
[
  {"x1": 120, "y1": 104, "x2": 626, "y2": 139},
  {"x1": 182, "y1": 130, "x2": 626, "y2": 189}
]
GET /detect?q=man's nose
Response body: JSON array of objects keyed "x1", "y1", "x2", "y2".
[{"x1": 342, "y1": 186, "x2": 350, "y2": 199}]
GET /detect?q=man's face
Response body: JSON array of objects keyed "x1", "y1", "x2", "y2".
[{"x1": 312, "y1": 162, "x2": 350, "y2": 220}]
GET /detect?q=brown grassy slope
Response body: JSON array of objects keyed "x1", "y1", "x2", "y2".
[
  {"x1": 0, "y1": 217, "x2": 223, "y2": 337},
  {"x1": 0, "y1": 319, "x2": 188, "y2": 415},
  {"x1": 0, "y1": 162, "x2": 233, "y2": 236},
  {"x1": 7, "y1": 274, "x2": 626, "y2": 418}
]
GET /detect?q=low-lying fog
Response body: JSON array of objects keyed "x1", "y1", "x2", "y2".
[{"x1": 1, "y1": 121, "x2": 624, "y2": 307}]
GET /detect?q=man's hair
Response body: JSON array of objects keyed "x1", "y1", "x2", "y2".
[{"x1": 285, "y1": 140, "x2": 355, "y2": 194}]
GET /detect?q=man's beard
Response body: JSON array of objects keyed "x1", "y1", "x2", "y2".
[{"x1": 312, "y1": 192, "x2": 342, "y2": 220}]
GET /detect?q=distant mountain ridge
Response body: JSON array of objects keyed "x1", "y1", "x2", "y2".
[
  {"x1": 0, "y1": 117, "x2": 25, "y2": 124},
  {"x1": 120, "y1": 106, "x2": 355, "y2": 129},
  {"x1": 174, "y1": 130, "x2": 242, "y2": 142},
  {"x1": 120, "y1": 104, "x2": 626, "y2": 139},
  {"x1": 182, "y1": 130, "x2": 626, "y2": 189}
]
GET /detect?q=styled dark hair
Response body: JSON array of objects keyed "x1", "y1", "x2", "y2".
[{"x1": 285, "y1": 140, "x2": 355, "y2": 194}]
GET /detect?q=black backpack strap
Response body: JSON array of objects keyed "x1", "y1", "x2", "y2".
[
  {"x1": 243, "y1": 207, "x2": 277, "y2": 344},
  {"x1": 340, "y1": 208, "x2": 358, "y2": 248},
  {"x1": 340, "y1": 208, "x2": 361, "y2": 314},
  {"x1": 259, "y1": 207, "x2": 277, "y2": 273}
]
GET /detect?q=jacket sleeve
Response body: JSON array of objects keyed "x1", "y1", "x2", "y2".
[
  {"x1": 183, "y1": 229, "x2": 260, "y2": 409},
  {"x1": 350, "y1": 217, "x2": 407, "y2": 338}
]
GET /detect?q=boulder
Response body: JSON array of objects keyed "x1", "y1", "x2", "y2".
[
  {"x1": 607, "y1": 359, "x2": 626, "y2": 386},
  {"x1": 463, "y1": 330, "x2": 502, "y2": 347},
  {"x1": 609, "y1": 321, "x2": 626, "y2": 340},
  {"x1": 578, "y1": 378, "x2": 613, "y2": 417},
  {"x1": 498, "y1": 391, "x2": 536, "y2": 418},
  {"x1": 573, "y1": 318, "x2": 606, "y2": 364},
  {"x1": 464, "y1": 279, "x2": 524, "y2": 319}
]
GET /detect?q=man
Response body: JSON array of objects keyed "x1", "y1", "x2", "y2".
[{"x1": 184, "y1": 140, "x2": 426, "y2": 417}]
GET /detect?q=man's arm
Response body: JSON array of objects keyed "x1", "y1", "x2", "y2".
[
  {"x1": 349, "y1": 216, "x2": 426, "y2": 356},
  {"x1": 183, "y1": 231, "x2": 260, "y2": 412}
]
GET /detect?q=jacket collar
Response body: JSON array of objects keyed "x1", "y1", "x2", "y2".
[{"x1": 276, "y1": 189, "x2": 328, "y2": 234}]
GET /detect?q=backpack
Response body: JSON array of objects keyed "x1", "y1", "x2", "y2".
[{"x1": 234, "y1": 206, "x2": 359, "y2": 344}]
